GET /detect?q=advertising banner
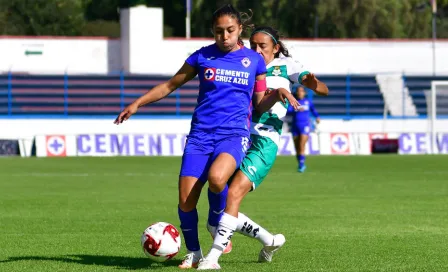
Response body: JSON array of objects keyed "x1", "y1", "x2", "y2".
[{"x1": 35, "y1": 132, "x2": 448, "y2": 157}]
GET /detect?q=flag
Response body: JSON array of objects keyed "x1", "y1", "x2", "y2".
[
  {"x1": 432, "y1": 0, "x2": 437, "y2": 14},
  {"x1": 186, "y1": 0, "x2": 191, "y2": 12}
]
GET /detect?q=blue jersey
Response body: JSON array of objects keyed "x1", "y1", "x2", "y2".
[
  {"x1": 186, "y1": 44, "x2": 266, "y2": 137},
  {"x1": 288, "y1": 98, "x2": 319, "y2": 127}
]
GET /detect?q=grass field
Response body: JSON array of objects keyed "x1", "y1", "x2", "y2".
[{"x1": 1, "y1": 155, "x2": 448, "y2": 271}]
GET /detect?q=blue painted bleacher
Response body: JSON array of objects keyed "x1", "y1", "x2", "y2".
[
  {"x1": 405, "y1": 76, "x2": 448, "y2": 115},
  {"x1": 309, "y1": 75, "x2": 384, "y2": 116},
  {"x1": 0, "y1": 74, "x2": 386, "y2": 117}
]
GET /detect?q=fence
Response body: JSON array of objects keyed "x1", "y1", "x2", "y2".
[{"x1": 0, "y1": 72, "x2": 445, "y2": 118}]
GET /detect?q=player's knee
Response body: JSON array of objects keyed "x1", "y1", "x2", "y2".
[
  {"x1": 178, "y1": 197, "x2": 197, "y2": 212},
  {"x1": 208, "y1": 171, "x2": 228, "y2": 193}
]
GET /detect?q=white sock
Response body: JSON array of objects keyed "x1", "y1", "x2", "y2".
[
  {"x1": 206, "y1": 213, "x2": 238, "y2": 260},
  {"x1": 236, "y1": 212, "x2": 274, "y2": 246}
]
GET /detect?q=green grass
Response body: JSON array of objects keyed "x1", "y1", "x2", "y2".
[{"x1": 0, "y1": 155, "x2": 448, "y2": 271}]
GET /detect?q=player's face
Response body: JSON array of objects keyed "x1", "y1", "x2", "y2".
[
  {"x1": 250, "y1": 32, "x2": 279, "y2": 65},
  {"x1": 213, "y1": 15, "x2": 242, "y2": 52},
  {"x1": 297, "y1": 87, "x2": 306, "y2": 99}
]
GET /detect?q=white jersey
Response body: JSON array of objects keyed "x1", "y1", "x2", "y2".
[{"x1": 250, "y1": 56, "x2": 309, "y2": 145}]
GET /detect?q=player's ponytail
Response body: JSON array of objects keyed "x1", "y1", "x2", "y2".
[
  {"x1": 250, "y1": 26, "x2": 291, "y2": 58},
  {"x1": 212, "y1": 4, "x2": 254, "y2": 46}
]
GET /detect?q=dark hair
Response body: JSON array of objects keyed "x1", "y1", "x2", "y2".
[
  {"x1": 250, "y1": 26, "x2": 291, "y2": 58},
  {"x1": 212, "y1": 4, "x2": 253, "y2": 46},
  {"x1": 295, "y1": 86, "x2": 305, "y2": 99}
]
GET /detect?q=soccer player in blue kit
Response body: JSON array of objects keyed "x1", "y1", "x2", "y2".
[
  {"x1": 288, "y1": 86, "x2": 321, "y2": 172},
  {"x1": 114, "y1": 4, "x2": 296, "y2": 269}
]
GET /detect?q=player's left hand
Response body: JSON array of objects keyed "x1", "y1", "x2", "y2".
[
  {"x1": 302, "y1": 73, "x2": 318, "y2": 90},
  {"x1": 277, "y1": 88, "x2": 301, "y2": 111},
  {"x1": 114, "y1": 103, "x2": 138, "y2": 124}
]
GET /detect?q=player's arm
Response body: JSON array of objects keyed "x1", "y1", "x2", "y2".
[
  {"x1": 302, "y1": 73, "x2": 329, "y2": 96},
  {"x1": 252, "y1": 74, "x2": 279, "y2": 114},
  {"x1": 253, "y1": 75, "x2": 300, "y2": 114},
  {"x1": 289, "y1": 58, "x2": 328, "y2": 96},
  {"x1": 114, "y1": 63, "x2": 197, "y2": 124}
]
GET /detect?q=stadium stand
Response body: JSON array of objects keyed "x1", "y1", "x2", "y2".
[
  {"x1": 405, "y1": 76, "x2": 448, "y2": 115},
  {"x1": 307, "y1": 75, "x2": 384, "y2": 116},
  {"x1": 0, "y1": 74, "x2": 387, "y2": 117}
]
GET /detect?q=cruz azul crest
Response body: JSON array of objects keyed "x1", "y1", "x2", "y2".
[{"x1": 241, "y1": 57, "x2": 251, "y2": 68}]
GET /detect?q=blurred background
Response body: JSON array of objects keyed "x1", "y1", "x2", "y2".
[{"x1": 0, "y1": 0, "x2": 447, "y2": 156}]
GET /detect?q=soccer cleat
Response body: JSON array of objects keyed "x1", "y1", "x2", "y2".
[
  {"x1": 197, "y1": 258, "x2": 221, "y2": 270},
  {"x1": 258, "y1": 234, "x2": 286, "y2": 263},
  {"x1": 178, "y1": 252, "x2": 202, "y2": 269},
  {"x1": 298, "y1": 165, "x2": 306, "y2": 173},
  {"x1": 207, "y1": 223, "x2": 232, "y2": 254}
]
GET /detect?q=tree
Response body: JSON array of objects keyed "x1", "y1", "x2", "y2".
[{"x1": 0, "y1": 0, "x2": 85, "y2": 36}]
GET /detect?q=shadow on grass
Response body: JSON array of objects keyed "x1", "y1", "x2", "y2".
[{"x1": 0, "y1": 254, "x2": 178, "y2": 270}]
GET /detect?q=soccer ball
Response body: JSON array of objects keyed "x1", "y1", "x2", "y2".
[{"x1": 141, "y1": 222, "x2": 181, "y2": 262}]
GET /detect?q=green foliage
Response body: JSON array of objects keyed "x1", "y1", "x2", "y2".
[
  {"x1": 0, "y1": 0, "x2": 85, "y2": 36},
  {"x1": 0, "y1": 0, "x2": 447, "y2": 38}
]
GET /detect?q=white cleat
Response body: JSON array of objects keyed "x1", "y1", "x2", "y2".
[
  {"x1": 178, "y1": 251, "x2": 202, "y2": 269},
  {"x1": 197, "y1": 258, "x2": 221, "y2": 270},
  {"x1": 258, "y1": 234, "x2": 286, "y2": 263}
]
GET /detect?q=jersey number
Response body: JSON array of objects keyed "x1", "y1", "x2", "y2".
[{"x1": 241, "y1": 137, "x2": 249, "y2": 153}]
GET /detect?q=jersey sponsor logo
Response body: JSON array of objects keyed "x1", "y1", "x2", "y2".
[
  {"x1": 46, "y1": 135, "x2": 67, "y2": 157},
  {"x1": 204, "y1": 68, "x2": 216, "y2": 81},
  {"x1": 241, "y1": 57, "x2": 251, "y2": 67},
  {"x1": 330, "y1": 133, "x2": 350, "y2": 154},
  {"x1": 214, "y1": 68, "x2": 250, "y2": 85}
]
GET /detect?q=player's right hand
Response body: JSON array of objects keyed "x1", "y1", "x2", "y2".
[{"x1": 114, "y1": 103, "x2": 139, "y2": 124}]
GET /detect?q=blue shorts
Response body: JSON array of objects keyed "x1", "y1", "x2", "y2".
[
  {"x1": 291, "y1": 123, "x2": 310, "y2": 137},
  {"x1": 180, "y1": 134, "x2": 250, "y2": 182}
]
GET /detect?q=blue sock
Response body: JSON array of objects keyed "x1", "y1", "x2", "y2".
[
  {"x1": 207, "y1": 185, "x2": 228, "y2": 227},
  {"x1": 178, "y1": 206, "x2": 200, "y2": 251},
  {"x1": 299, "y1": 155, "x2": 306, "y2": 168}
]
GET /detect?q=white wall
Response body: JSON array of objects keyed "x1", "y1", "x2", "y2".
[
  {"x1": 1, "y1": 6, "x2": 448, "y2": 76},
  {"x1": 0, "y1": 37, "x2": 121, "y2": 74},
  {"x1": 1, "y1": 37, "x2": 448, "y2": 76}
]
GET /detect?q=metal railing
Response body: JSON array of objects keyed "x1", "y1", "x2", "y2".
[{"x1": 1, "y1": 72, "x2": 444, "y2": 119}]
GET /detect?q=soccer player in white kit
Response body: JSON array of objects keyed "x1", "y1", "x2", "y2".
[{"x1": 198, "y1": 26, "x2": 329, "y2": 270}]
